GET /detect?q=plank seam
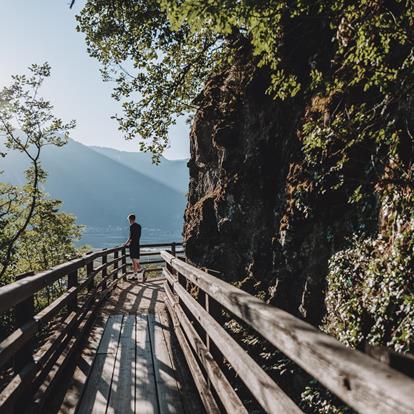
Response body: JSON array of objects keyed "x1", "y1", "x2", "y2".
[
  {"x1": 146, "y1": 314, "x2": 161, "y2": 414},
  {"x1": 104, "y1": 315, "x2": 124, "y2": 414}
]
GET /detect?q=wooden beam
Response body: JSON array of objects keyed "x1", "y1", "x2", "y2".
[
  {"x1": 14, "y1": 274, "x2": 34, "y2": 373},
  {"x1": 164, "y1": 286, "x2": 247, "y2": 414},
  {"x1": 171, "y1": 280, "x2": 301, "y2": 413},
  {"x1": 161, "y1": 251, "x2": 414, "y2": 414},
  {"x1": 0, "y1": 287, "x2": 78, "y2": 370},
  {"x1": 166, "y1": 300, "x2": 220, "y2": 414},
  {"x1": 67, "y1": 269, "x2": 78, "y2": 312}
]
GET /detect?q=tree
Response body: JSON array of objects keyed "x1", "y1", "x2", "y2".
[
  {"x1": 78, "y1": 0, "x2": 414, "y2": 195},
  {"x1": 77, "y1": 0, "x2": 226, "y2": 162},
  {"x1": 0, "y1": 63, "x2": 76, "y2": 280}
]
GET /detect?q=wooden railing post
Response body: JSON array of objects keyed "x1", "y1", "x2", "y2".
[
  {"x1": 86, "y1": 260, "x2": 94, "y2": 291},
  {"x1": 102, "y1": 253, "x2": 107, "y2": 290},
  {"x1": 204, "y1": 292, "x2": 212, "y2": 391},
  {"x1": 114, "y1": 250, "x2": 119, "y2": 280},
  {"x1": 14, "y1": 274, "x2": 35, "y2": 373},
  {"x1": 67, "y1": 269, "x2": 78, "y2": 312},
  {"x1": 169, "y1": 242, "x2": 177, "y2": 277},
  {"x1": 121, "y1": 247, "x2": 126, "y2": 275}
]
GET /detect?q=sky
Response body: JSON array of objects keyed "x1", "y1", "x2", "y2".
[{"x1": 0, "y1": 0, "x2": 190, "y2": 160}]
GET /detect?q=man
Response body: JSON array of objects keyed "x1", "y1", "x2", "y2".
[{"x1": 124, "y1": 214, "x2": 145, "y2": 281}]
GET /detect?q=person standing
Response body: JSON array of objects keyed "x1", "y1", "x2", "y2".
[{"x1": 124, "y1": 214, "x2": 145, "y2": 281}]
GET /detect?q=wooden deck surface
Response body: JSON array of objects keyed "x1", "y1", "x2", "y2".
[{"x1": 44, "y1": 277, "x2": 204, "y2": 414}]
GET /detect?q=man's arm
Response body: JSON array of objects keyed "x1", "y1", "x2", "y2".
[{"x1": 124, "y1": 226, "x2": 132, "y2": 246}]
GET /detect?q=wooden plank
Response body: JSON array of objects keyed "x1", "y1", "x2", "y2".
[
  {"x1": 0, "y1": 293, "x2": 93, "y2": 413},
  {"x1": 162, "y1": 251, "x2": 414, "y2": 414},
  {"x1": 2, "y1": 293, "x2": 97, "y2": 414},
  {"x1": 77, "y1": 315, "x2": 123, "y2": 414},
  {"x1": 97, "y1": 315, "x2": 123, "y2": 354},
  {"x1": 135, "y1": 315, "x2": 158, "y2": 414},
  {"x1": 33, "y1": 299, "x2": 101, "y2": 412},
  {"x1": 107, "y1": 315, "x2": 135, "y2": 414},
  {"x1": 164, "y1": 299, "x2": 220, "y2": 414},
  {"x1": 148, "y1": 313, "x2": 184, "y2": 414},
  {"x1": 0, "y1": 285, "x2": 81, "y2": 371},
  {"x1": 32, "y1": 275, "x2": 110, "y2": 411},
  {"x1": 163, "y1": 268, "x2": 177, "y2": 286},
  {"x1": 0, "y1": 361, "x2": 36, "y2": 414},
  {"x1": 55, "y1": 322, "x2": 105, "y2": 414},
  {"x1": 40, "y1": 278, "x2": 122, "y2": 414},
  {"x1": 173, "y1": 282, "x2": 301, "y2": 413},
  {"x1": 0, "y1": 321, "x2": 37, "y2": 371},
  {"x1": 0, "y1": 247, "x2": 140, "y2": 412},
  {"x1": 164, "y1": 285, "x2": 247, "y2": 414}
]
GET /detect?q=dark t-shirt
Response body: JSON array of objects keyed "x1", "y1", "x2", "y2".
[{"x1": 129, "y1": 222, "x2": 141, "y2": 246}]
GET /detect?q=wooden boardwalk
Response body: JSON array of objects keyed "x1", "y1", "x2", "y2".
[
  {"x1": 77, "y1": 313, "x2": 183, "y2": 414},
  {"x1": 2, "y1": 244, "x2": 414, "y2": 414},
  {"x1": 49, "y1": 278, "x2": 203, "y2": 414}
]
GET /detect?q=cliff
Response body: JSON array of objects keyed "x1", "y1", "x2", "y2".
[
  {"x1": 184, "y1": 53, "x2": 372, "y2": 326},
  {"x1": 183, "y1": 45, "x2": 413, "y2": 356}
]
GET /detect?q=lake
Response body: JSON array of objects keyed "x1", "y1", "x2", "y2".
[{"x1": 78, "y1": 226, "x2": 183, "y2": 249}]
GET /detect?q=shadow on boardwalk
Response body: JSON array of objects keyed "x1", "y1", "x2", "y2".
[{"x1": 42, "y1": 277, "x2": 203, "y2": 414}]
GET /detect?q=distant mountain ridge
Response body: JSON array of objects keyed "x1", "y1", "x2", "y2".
[
  {"x1": 91, "y1": 146, "x2": 188, "y2": 194},
  {"x1": 0, "y1": 138, "x2": 188, "y2": 245}
]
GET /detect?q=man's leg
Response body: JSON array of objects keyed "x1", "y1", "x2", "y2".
[
  {"x1": 132, "y1": 259, "x2": 138, "y2": 276},
  {"x1": 137, "y1": 260, "x2": 146, "y2": 282}
]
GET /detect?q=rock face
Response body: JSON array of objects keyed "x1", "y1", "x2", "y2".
[{"x1": 183, "y1": 53, "x2": 377, "y2": 326}]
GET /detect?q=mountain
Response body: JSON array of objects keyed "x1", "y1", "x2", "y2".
[
  {"x1": 91, "y1": 146, "x2": 188, "y2": 194},
  {"x1": 0, "y1": 139, "x2": 188, "y2": 246}
]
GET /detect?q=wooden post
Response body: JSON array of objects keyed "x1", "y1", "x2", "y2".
[
  {"x1": 204, "y1": 293, "x2": 212, "y2": 391},
  {"x1": 114, "y1": 250, "x2": 119, "y2": 280},
  {"x1": 121, "y1": 247, "x2": 127, "y2": 276},
  {"x1": 86, "y1": 260, "x2": 94, "y2": 291},
  {"x1": 205, "y1": 293, "x2": 210, "y2": 350},
  {"x1": 67, "y1": 269, "x2": 78, "y2": 312},
  {"x1": 169, "y1": 242, "x2": 177, "y2": 277},
  {"x1": 14, "y1": 274, "x2": 35, "y2": 373},
  {"x1": 102, "y1": 253, "x2": 107, "y2": 290}
]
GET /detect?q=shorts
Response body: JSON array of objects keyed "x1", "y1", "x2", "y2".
[{"x1": 130, "y1": 245, "x2": 140, "y2": 259}]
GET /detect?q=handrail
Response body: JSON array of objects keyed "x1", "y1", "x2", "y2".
[
  {"x1": 161, "y1": 250, "x2": 414, "y2": 414},
  {"x1": 0, "y1": 242, "x2": 182, "y2": 313},
  {"x1": 0, "y1": 241, "x2": 181, "y2": 413}
]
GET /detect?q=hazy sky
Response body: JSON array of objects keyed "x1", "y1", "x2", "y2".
[{"x1": 0, "y1": 0, "x2": 190, "y2": 160}]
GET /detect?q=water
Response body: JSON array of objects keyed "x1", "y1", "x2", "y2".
[{"x1": 77, "y1": 226, "x2": 183, "y2": 249}]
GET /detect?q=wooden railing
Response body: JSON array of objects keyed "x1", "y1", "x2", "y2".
[
  {"x1": 161, "y1": 250, "x2": 414, "y2": 414},
  {"x1": 0, "y1": 242, "x2": 181, "y2": 414}
]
